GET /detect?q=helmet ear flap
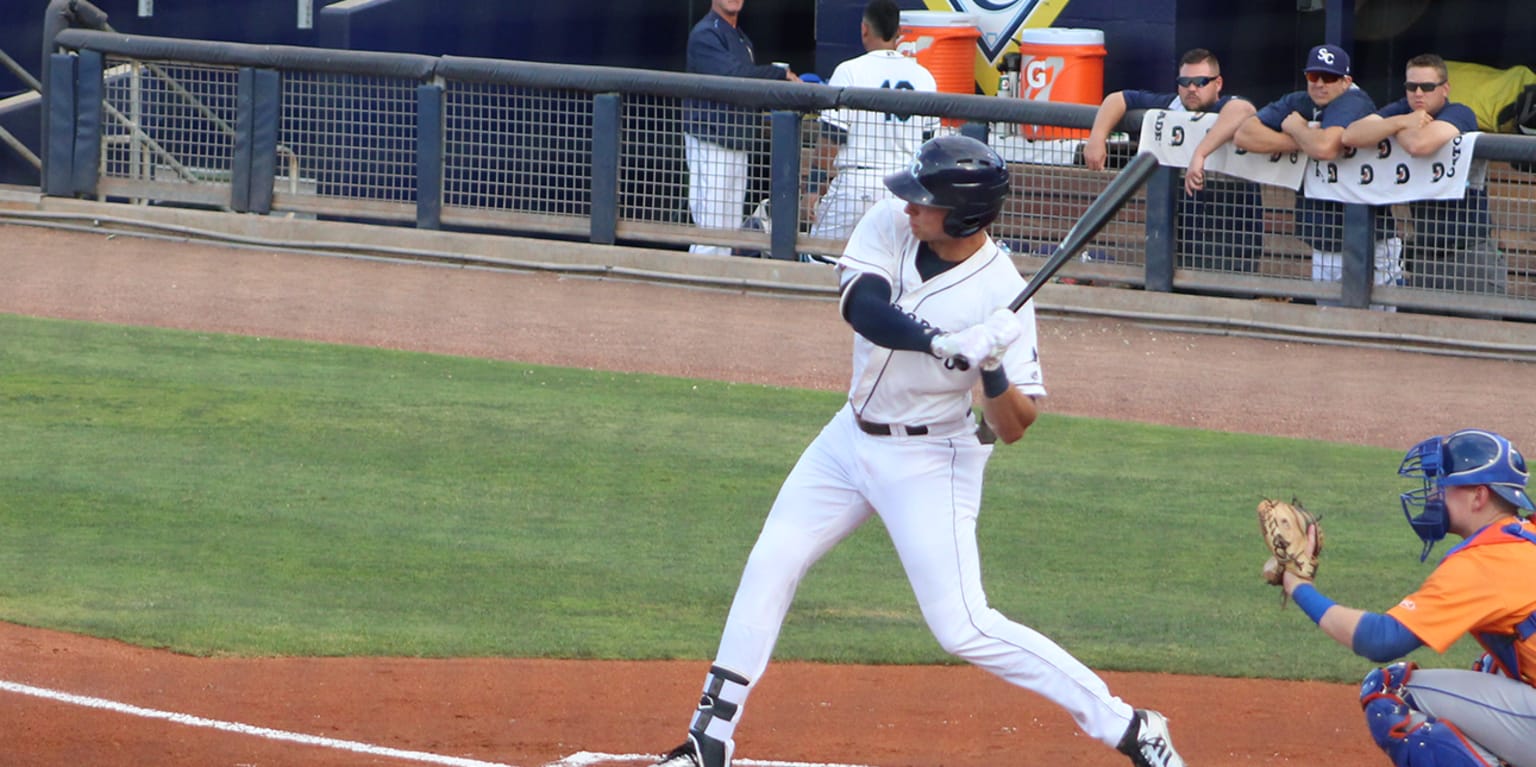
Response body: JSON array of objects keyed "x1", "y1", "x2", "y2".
[
  {"x1": 945, "y1": 210, "x2": 988, "y2": 238},
  {"x1": 883, "y1": 135, "x2": 1010, "y2": 238}
]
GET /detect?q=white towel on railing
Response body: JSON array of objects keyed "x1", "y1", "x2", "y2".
[
  {"x1": 1137, "y1": 109, "x2": 1308, "y2": 189},
  {"x1": 1301, "y1": 132, "x2": 1481, "y2": 204}
]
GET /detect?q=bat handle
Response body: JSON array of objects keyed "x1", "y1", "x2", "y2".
[{"x1": 950, "y1": 355, "x2": 972, "y2": 372}]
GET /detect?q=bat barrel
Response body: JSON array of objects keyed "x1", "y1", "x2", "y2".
[{"x1": 1008, "y1": 151, "x2": 1159, "y2": 312}]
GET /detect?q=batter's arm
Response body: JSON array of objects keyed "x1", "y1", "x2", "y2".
[
  {"x1": 979, "y1": 368, "x2": 1037, "y2": 444},
  {"x1": 840, "y1": 273, "x2": 940, "y2": 351}
]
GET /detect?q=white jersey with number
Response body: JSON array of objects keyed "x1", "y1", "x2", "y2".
[
  {"x1": 821, "y1": 50, "x2": 940, "y2": 171},
  {"x1": 810, "y1": 51, "x2": 941, "y2": 242},
  {"x1": 836, "y1": 199, "x2": 1046, "y2": 427}
]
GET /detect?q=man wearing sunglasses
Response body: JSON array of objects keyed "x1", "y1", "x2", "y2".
[
  {"x1": 1236, "y1": 44, "x2": 1385, "y2": 297},
  {"x1": 1275, "y1": 428, "x2": 1536, "y2": 767},
  {"x1": 1342, "y1": 54, "x2": 1504, "y2": 296},
  {"x1": 1084, "y1": 49, "x2": 1262, "y2": 274}
]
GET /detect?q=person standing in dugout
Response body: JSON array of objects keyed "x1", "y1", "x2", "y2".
[
  {"x1": 684, "y1": 0, "x2": 801, "y2": 256},
  {"x1": 653, "y1": 135, "x2": 1188, "y2": 767},
  {"x1": 1275, "y1": 429, "x2": 1536, "y2": 767},
  {"x1": 805, "y1": 0, "x2": 939, "y2": 248}
]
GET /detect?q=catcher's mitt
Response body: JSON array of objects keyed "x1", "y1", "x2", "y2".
[{"x1": 1256, "y1": 498, "x2": 1323, "y2": 604}]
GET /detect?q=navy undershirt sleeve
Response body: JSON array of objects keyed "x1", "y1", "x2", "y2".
[
  {"x1": 841, "y1": 273, "x2": 938, "y2": 352},
  {"x1": 1351, "y1": 612, "x2": 1425, "y2": 662}
]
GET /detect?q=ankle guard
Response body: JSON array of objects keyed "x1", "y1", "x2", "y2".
[{"x1": 688, "y1": 665, "x2": 750, "y2": 767}]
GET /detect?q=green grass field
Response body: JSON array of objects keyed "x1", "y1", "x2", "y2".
[{"x1": 0, "y1": 313, "x2": 1474, "y2": 682}]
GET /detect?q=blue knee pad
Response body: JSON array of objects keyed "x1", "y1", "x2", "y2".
[
  {"x1": 1360, "y1": 661, "x2": 1418, "y2": 704},
  {"x1": 1363, "y1": 694, "x2": 1415, "y2": 753},
  {"x1": 1362, "y1": 696, "x2": 1496, "y2": 767}
]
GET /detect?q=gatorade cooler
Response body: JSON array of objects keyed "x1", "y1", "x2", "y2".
[
  {"x1": 898, "y1": 11, "x2": 981, "y2": 125},
  {"x1": 1016, "y1": 27, "x2": 1105, "y2": 139}
]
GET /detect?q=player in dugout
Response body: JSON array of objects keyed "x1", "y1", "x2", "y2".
[{"x1": 1085, "y1": 48, "x2": 1262, "y2": 274}]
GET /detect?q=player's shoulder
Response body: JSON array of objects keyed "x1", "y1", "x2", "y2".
[
  {"x1": 1255, "y1": 91, "x2": 1302, "y2": 119},
  {"x1": 1274, "y1": 90, "x2": 1312, "y2": 109},
  {"x1": 849, "y1": 198, "x2": 911, "y2": 243},
  {"x1": 861, "y1": 197, "x2": 909, "y2": 227},
  {"x1": 1375, "y1": 97, "x2": 1411, "y2": 117},
  {"x1": 1337, "y1": 87, "x2": 1377, "y2": 109},
  {"x1": 1438, "y1": 102, "x2": 1479, "y2": 132},
  {"x1": 840, "y1": 200, "x2": 912, "y2": 276},
  {"x1": 973, "y1": 241, "x2": 1028, "y2": 291},
  {"x1": 1121, "y1": 90, "x2": 1174, "y2": 110}
]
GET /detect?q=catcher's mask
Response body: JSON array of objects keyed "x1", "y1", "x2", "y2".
[
  {"x1": 1399, "y1": 429, "x2": 1534, "y2": 561},
  {"x1": 883, "y1": 135, "x2": 1010, "y2": 238}
]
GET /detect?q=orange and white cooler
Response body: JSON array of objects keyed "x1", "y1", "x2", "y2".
[
  {"x1": 898, "y1": 11, "x2": 981, "y2": 126},
  {"x1": 1017, "y1": 27, "x2": 1106, "y2": 139}
]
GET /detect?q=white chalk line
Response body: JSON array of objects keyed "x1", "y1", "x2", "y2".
[
  {"x1": 0, "y1": 678, "x2": 511, "y2": 767},
  {"x1": 550, "y1": 752, "x2": 873, "y2": 767},
  {"x1": 2, "y1": 678, "x2": 876, "y2": 767}
]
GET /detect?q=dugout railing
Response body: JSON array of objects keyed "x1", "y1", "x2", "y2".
[{"x1": 37, "y1": 25, "x2": 1536, "y2": 321}]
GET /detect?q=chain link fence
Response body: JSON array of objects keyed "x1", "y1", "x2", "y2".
[{"x1": 44, "y1": 27, "x2": 1536, "y2": 320}]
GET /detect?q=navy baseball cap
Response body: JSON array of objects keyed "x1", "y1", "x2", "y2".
[{"x1": 1304, "y1": 44, "x2": 1351, "y2": 77}]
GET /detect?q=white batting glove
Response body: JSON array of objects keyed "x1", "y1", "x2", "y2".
[
  {"x1": 930, "y1": 324, "x2": 994, "y2": 367},
  {"x1": 979, "y1": 308, "x2": 1022, "y2": 370}
]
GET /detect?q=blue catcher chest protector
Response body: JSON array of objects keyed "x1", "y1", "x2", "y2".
[{"x1": 1398, "y1": 429, "x2": 1535, "y2": 561}]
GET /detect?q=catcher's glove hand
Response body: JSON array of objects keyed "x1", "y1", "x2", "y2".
[{"x1": 1256, "y1": 497, "x2": 1323, "y2": 606}]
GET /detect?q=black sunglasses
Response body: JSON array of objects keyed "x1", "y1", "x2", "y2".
[
  {"x1": 1175, "y1": 75, "x2": 1216, "y2": 88},
  {"x1": 1404, "y1": 80, "x2": 1446, "y2": 93},
  {"x1": 1305, "y1": 71, "x2": 1343, "y2": 84}
]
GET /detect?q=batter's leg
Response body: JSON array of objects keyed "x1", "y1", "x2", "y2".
[
  {"x1": 679, "y1": 414, "x2": 873, "y2": 764},
  {"x1": 866, "y1": 437, "x2": 1138, "y2": 747}
]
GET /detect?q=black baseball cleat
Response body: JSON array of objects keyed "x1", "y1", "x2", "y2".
[
  {"x1": 655, "y1": 743, "x2": 699, "y2": 767},
  {"x1": 1117, "y1": 709, "x2": 1185, "y2": 767},
  {"x1": 655, "y1": 734, "x2": 731, "y2": 767}
]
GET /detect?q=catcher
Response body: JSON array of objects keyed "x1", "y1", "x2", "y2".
[{"x1": 1259, "y1": 429, "x2": 1536, "y2": 767}]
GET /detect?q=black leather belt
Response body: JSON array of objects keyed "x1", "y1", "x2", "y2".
[{"x1": 856, "y1": 417, "x2": 928, "y2": 437}]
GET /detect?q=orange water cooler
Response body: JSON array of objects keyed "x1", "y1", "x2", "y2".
[
  {"x1": 897, "y1": 11, "x2": 981, "y2": 125},
  {"x1": 1016, "y1": 28, "x2": 1106, "y2": 139}
]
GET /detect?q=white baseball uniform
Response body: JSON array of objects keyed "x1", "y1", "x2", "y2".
[
  {"x1": 708, "y1": 199, "x2": 1138, "y2": 748},
  {"x1": 809, "y1": 51, "x2": 940, "y2": 241}
]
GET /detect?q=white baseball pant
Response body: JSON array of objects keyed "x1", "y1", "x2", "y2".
[
  {"x1": 685, "y1": 134, "x2": 749, "y2": 256},
  {"x1": 711, "y1": 404, "x2": 1137, "y2": 747}
]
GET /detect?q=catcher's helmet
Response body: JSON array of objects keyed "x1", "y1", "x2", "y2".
[
  {"x1": 1398, "y1": 429, "x2": 1533, "y2": 560},
  {"x1": 883, "y1": 135, "x2": 1010, "y2": 238}
]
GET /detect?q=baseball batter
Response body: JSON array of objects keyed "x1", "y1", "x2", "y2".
[
  {"x1": 1276, "y1": 428, "x2": 1536, "y2": 767},
  {"x1": 807, "y1": 0, "x2": 938, "y2": 244},
  {"x1": 655, "y1": 136, "x2": 1187, "y2": 767}
]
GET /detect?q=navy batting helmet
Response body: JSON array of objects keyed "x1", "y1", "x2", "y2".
[
  {"x1": 1398, "y1": 428, "x2": 1533, "y2": 560},
  {"x1": 883, "y1": 135, "x2": 1010, "y2": 238}
]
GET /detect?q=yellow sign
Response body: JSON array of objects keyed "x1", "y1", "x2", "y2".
[{"x1": 921, "y1": 0, "x2": 1072, "y2": 94}]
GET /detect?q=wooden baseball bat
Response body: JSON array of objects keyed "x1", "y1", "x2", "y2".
[
  {"x1": 951, "y1": 152, "x2": 1160, "y2": 371},
  {"x1": 1008, "y1": 150, "x2": 1159, "y2": 311}
]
